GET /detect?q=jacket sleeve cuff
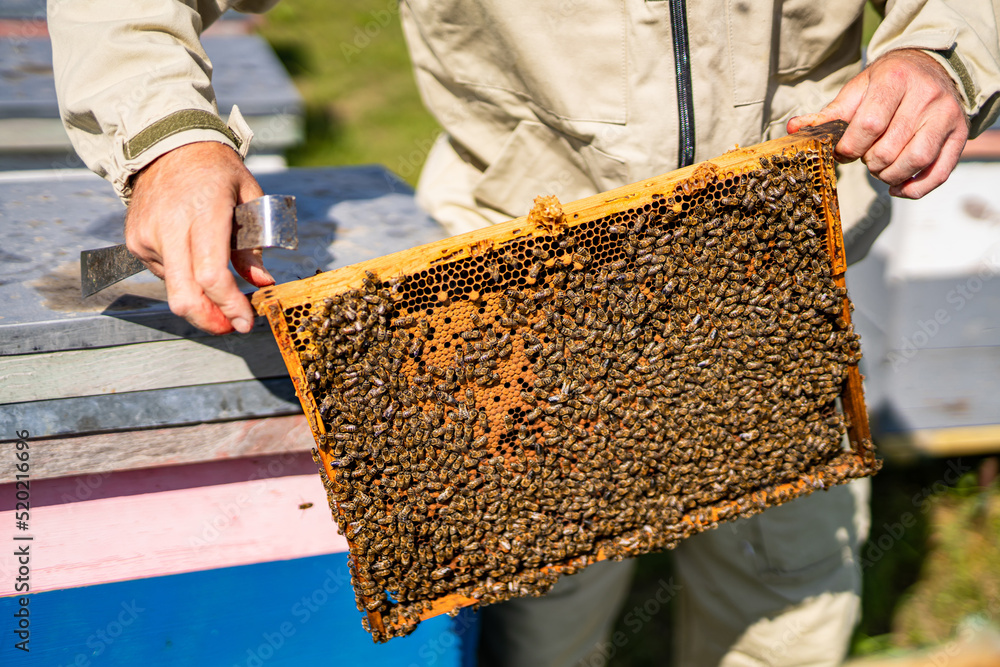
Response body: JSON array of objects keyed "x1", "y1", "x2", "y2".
[{"x1": 113, "y1": 106, "x2": 255, "y2": 204}]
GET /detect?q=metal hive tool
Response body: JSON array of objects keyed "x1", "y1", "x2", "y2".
[{"x1": 252, "y1": 121, "x2": 879, "y2": 642}]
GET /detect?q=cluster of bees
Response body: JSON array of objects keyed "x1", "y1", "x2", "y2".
[{"x1": 290, "y1": 148, "x2": 869, "y2": 641}]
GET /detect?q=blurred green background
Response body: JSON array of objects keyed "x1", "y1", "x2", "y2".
[
  {"x1": 259, "y1": 0, "x2": 438, "y2": 184},
  {"x1": 258, "y1": 2, "x2": 1000, "y2": 663}
]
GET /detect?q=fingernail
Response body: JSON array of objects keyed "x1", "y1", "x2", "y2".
[
  {"x1": 254, "y1": 265, "x2": 275, "y2": 285},
  {"x1": 232, "y1": 317, "x2": 252, "y2": 333}
]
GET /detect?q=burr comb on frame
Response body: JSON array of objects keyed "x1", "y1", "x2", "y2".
[{"x1": 251, "y1": 120, "x2": 879, "y2": 642}]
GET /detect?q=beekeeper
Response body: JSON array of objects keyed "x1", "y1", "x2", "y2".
[{"x1": 50, "y1": 1, "x2": 999, "y2": 665}]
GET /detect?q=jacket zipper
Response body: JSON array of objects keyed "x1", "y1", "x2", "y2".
[{"x1": 669, "y1": 0, "x2": 695, "y2": 167}]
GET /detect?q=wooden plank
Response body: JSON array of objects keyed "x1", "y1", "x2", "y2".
[
  {"x1": 0, "y1": 416, "x2": 315, "y2": 483},
  {"x1": 0, "y1": 454, "x2": 347, "y2": 595},
  {"x1": 0, "y1": 553, "x2": 474, "y2": 666},
  {"x1": 0, "y1": 313, "x2": 242, "y2": 357},
  {"x1": 886, "y1": 162, "x2": 1000, "y2": 282},
  {"x1": 879, "y1": 424, "x2": 1000, "y2": 460},
  {"x1": 0, "y1": 333, "x2": 286, "y2": 404},
  {"x1": 0, "y1": 34, "x2": 299, "y2": 129},
  {"x1": 888, "y1": 277, "x2": 1000, "y2": 351},
  {"x1": 820, "y1": 127, "x2": 873, "y2": 463},
  {"x1": 819, "y1": 137, "x2": 849, "y2": 275},
  {"x1": 0, "y1": 118, "x2": 71, "y2": 151},
  {"x1": 887, "y1": 346, "x2": 1000, "y2": 431},
  {"x1": 0, "y1": 377, "x2": 300, "y2": 440}
]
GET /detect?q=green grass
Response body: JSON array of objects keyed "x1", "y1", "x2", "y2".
[
  {"x1": 890, "y1": 474, "x2": 1000, "y2": 648},
  {"x1": 257, "y1": 0, "x2": 440, "y2": 184},
  {"x1": 851, "y1": 460, "x2": 1000, "y2": 659},
  {"x1": 863, "y1": 1, "x2": 882, "y2": 47}
]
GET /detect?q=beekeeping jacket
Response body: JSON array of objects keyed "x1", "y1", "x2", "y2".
[{"x1": 51, "y1": 0, "x2": 1000, "y2": 260}]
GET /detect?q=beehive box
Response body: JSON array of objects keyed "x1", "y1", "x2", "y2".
[{"x1": 251, "y1": 121, "x2": 879, "y2": 641}]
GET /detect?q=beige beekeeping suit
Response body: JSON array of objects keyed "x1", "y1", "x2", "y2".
[{"x1": 49, "y1": 1, "x2": 1000, "y2": 665}]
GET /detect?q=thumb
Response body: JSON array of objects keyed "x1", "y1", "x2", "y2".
[
  {"x1": 232, "y1": 248, "x2": 275, "y2": 288},
  {"x1": 231, "y1": 169, "x2": 272, "y2": 287},
  {"x1": 787, "y1": 70, "x2": 869, "y2": 134}
]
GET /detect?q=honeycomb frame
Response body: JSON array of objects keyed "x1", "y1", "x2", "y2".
[{"x1": 252, "y1": 121, "x2": 878, "y2": 641}]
